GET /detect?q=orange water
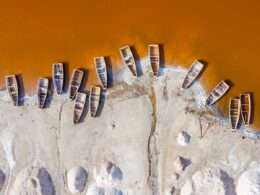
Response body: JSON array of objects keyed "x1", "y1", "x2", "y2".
[{"x1": 0, "y1": 0, "x2": 259, "y2": 130}]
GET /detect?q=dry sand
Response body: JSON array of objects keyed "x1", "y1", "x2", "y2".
[{"x1": 0, "y1": 58, "x2": 259, "y2": 194}]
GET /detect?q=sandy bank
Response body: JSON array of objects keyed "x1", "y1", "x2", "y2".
[{"x1": 0, "y1": 59, "x2": 259, "y2": 194}]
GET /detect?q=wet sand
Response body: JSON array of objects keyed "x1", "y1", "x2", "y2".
[{"x1": 0, "y1": 0, "x2": 259, "y2": 129}]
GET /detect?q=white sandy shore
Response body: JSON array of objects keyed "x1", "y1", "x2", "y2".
[{"x1": 0, "y1": 58, "x2": 259, "y2": 194}]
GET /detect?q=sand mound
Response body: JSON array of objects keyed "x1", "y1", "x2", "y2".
[
  {"x1": 180, "y1": 167, "x2": 234, "y2": 195},
  {"x1": 237, "y1": 166, "x2": 260, "y2": 195},
  {"x1": 176, "y1": 131, "x2": 190, "y2": 146},
  {"x1": 86, "y1": 184, "x2": 123, "y2": 195},
  {"x1": 93, "y1": 161, "x2": 123, "y2": 187},
  {"x1": 66, "y1": 166, "x2": 88, "y2": 194},
  {"x1": 173, "y1": 156, "x2": 191, "y2": 173},
  {"x1": 9, "y1": 166, "x2": 55, "y2": 195},
  {"x1": 0, "y1": 169, "x2": 5, "y2": 191}
]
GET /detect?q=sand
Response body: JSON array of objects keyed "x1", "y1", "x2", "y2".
[{"x1": 0, "y1": 58, "x2": 259, "y2": 194}]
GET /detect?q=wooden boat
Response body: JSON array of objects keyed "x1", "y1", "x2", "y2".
[
  {"x1": 229, "y1": 98, "x2": 241, "y2": 129},
  {"x1": 73, "y1": 92, "x2": 86, "y2": 124},
  {"x1": 89, "y1": 86, "x2": 101, "y2": 117},
  {"x1": 206, "y1": 81, "x2": 230, "y2": 106},
  {"x1": 5, "y1": 75, "x2": 19, "y2": 106},
  {"x1": 52, "y1": 63, "x2": 64, "y2": 95},
  {"x1": 240, "y1": 93, "x2": 251, "y2": 126},
  {"x1": 94, "y1": 57, "x2": 107, "y2": 89},
  {"x1": 119, "y1": 46, "x2": 137, "y2": 77},
  {"x1": 148, "y1": 44, "x2": 160, "y2": 76},
  {"x1": 69, "y1": 69, "x2": 84, "y2": 100},
  {"x1": 182, "y1": 60, "x2": 204, "y2": 89},
  {"x1": 37, "y1": 78, "x2": 49, "y2": 108}
]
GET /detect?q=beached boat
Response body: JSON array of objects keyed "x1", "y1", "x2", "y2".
[
  {"x1": 52, "y1": 63, "x2": 64, "y2": 95},
  {"x1": 206, "y1": 81, "x2": 230, "y2": 106},
  {"x1": 119, "y1": 46, "x2": 137, "y2": 77},
  {"x1": 69, "y1": 69, "x2": 84, "y2": 100},
  {"x1": 89, "y1": 86, "x2": 101, "y2": 117},
  {"x1": 229, "y1": 98, "x2": 241, "y2": 129},
  {"x1": 73, "y1": 92, "x2": 86, "y2": 124},
  {"x1": 240, "y1": 93, "x2": 251, "y2": 126},
  {"x1": 94, "y1": 57, "x2": 107, "y2": 89},
  {"x1": 148, "y1": 44, "x2": 160, "y2": 76},
  {"x1": 37, "y1": 78, "x2": 49, "y2": 108},
  {"x1": 5, "y1": 75, "x2": 19, "y2": 106},
  {"x1": 182, "y1": 60, "x2": 204, "y2": 89}
]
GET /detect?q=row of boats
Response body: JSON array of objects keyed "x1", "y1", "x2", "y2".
[
  {"x1": 181, "y1": 60, "x2": 253, "y2": 130},
  {"x1": 4, "y1": 44, "x2": 253, "y2": 127}
]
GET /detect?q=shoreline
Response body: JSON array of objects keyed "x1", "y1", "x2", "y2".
[{"x1": 1, "y1": 58, "x2": 258, "y2": 134}]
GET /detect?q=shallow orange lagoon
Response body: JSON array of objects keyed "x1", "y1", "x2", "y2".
[{"x1": 0, "y1": 0, "x2": 259, "y2": 130}]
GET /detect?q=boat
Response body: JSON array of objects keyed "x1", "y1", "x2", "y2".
[
  {"x1": 37, "y1": 78, "x2": 49, "y2": 108},
  {"x1": 148, "y1": 44, "x2": 160, "y2": 76},
  {"x1": 229, "y1": 98, "x2": 241, "y2": 129},
  {"x1": 89, "y1": 86, "x2": 101, "y2": 117},
  {"x1": 182, "y1": 60, "x2": 204, "y2": 89},
  {"x1": 240, "y1": 93, "x2": 251, "y2": 126},
  {"x1": 119, "y1": 46, "x2": 137, "y2": 77},
  {"x1": 73, "y1": 92, "x2": 86, "y2": 124},
  {"x1": 69, "y1": 69, "x2": 84, "y2": 100},
  {"x1": 94, "y1": 57, "x2": 108, "y2": 89},
  {"x1": 5, "y1": 75, "x2": 19, "y2": 106},
  {"x1": 52, "y1": 63, "x2": 64, "y2": 95},
  {"x1": 206, "y1": 81, "x2": 230, "y2": 106}
]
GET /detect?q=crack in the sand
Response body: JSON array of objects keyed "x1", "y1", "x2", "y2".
[
  {"x1": 55, "y1": 101, "x2": 65, "y2": 192},
  {"x1": 147, "y1": 84, "x2": 159, "y2": 195}
]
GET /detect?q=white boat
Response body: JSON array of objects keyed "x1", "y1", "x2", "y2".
[
  {"x1": 89, "y1": 86, "x2": 101, "y2": 117},
  {"x1": 240, "y1": 93, "x2": 251, "y2": 126},
  {"x1": 52, "y1": 63, "x2": 64, "y2": 95},
  {"x1": 5, "y1": 75, "x2": 19, "y2": 106},
  {"x1": 37, "y1": 78, "x2": 49, "y2": 108},
  {"x1": 94, "y1": 57, "x2": 108, "y2": 89},
  {"x1": 182, "y1": 60, "x2": 204, "y2": 89},
  {"x1": 73, "y1": 92, "x2": 86, "y2": 124},
  {"x1": 229, "y1": 98, "x2": 241, "y2": 129},
  {"x1": 148, "y1": 44, "x2": 160, "y2": 76},
  {"x1": 69, "y1": 69, "x2": 84, "y2": 100},
  {"x1": 206, "y1": 81, "x2": 230, "y2": 106},
  {"x1": 119, "y1": 46, "x2": 137, "y2": 77}
]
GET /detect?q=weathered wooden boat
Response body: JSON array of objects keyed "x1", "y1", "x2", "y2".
[
  {"x1": 69, "y1": 69, "x2": 84, "y2": 100},
  {"x1": 182, "y1": 60, "x2": 204, "y2": 89},
  {"x1": 206, "y1": 81, "x2": 230, "y2": 106},
  {"x1": 94, "y1": 57, "x2": 107, "y2": 89},
  {"x1": 89, "y1": 86, "x2": 101, "y2": 117},
  {"x1": 119, "y1": 46, "x2": 137, "y2": 77},
  {"x1": 73, "y1": 92, "x2": 86, "y2": 124},
  {"x1": 229, "y1": 98, "x2": 241, "y2": 129},
  {"x1": 52, "y1": 63, "x2": 64, "y2": 95},
  {"x1": 37, "y1": 78, "x2": 49, "y2": 108},
  {"x1": 148, "y1": 44, "x2": 160, "y2": 76},
  {"x1": 5, "y1": 75, "x2": 19, "y2": 106},
  {"x1": 240, "y1": 93, "x2": 251, "y2": 126}
]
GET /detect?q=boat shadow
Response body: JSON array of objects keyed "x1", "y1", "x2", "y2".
[
  {"x1": 62, "y1": 61, "x2": 70, "y2": 94},
  {"x1": 78, "y1": 91, "x2": 89, "y2": 124},
  {"x1": 45, "y1": 76, "x2": 54, "y2": 108},
  {"x1": 95, "y1": 88, "x2": 106, "y2": 117},
  {"x1": 196, "y1": 59, "x2": 208, "y2": 80},
  {"x1": 130, "y1": 45, "x2": 143, "y2": 77},
  {"x1": 250, "y1": 92, "x2": 255, "y2": 124},
  {"x1": 16, "y1": 74, "x2": 25, "y2": 106},
  {"x1": 79, "y1": 68, "x2": 89, "y2": 93},
  {"x1": 158, "y1": 43, "x2": 165, "y2": 77},
  {"x1": 105, "y1": 56, "x2": 113, "y2": 88}
]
